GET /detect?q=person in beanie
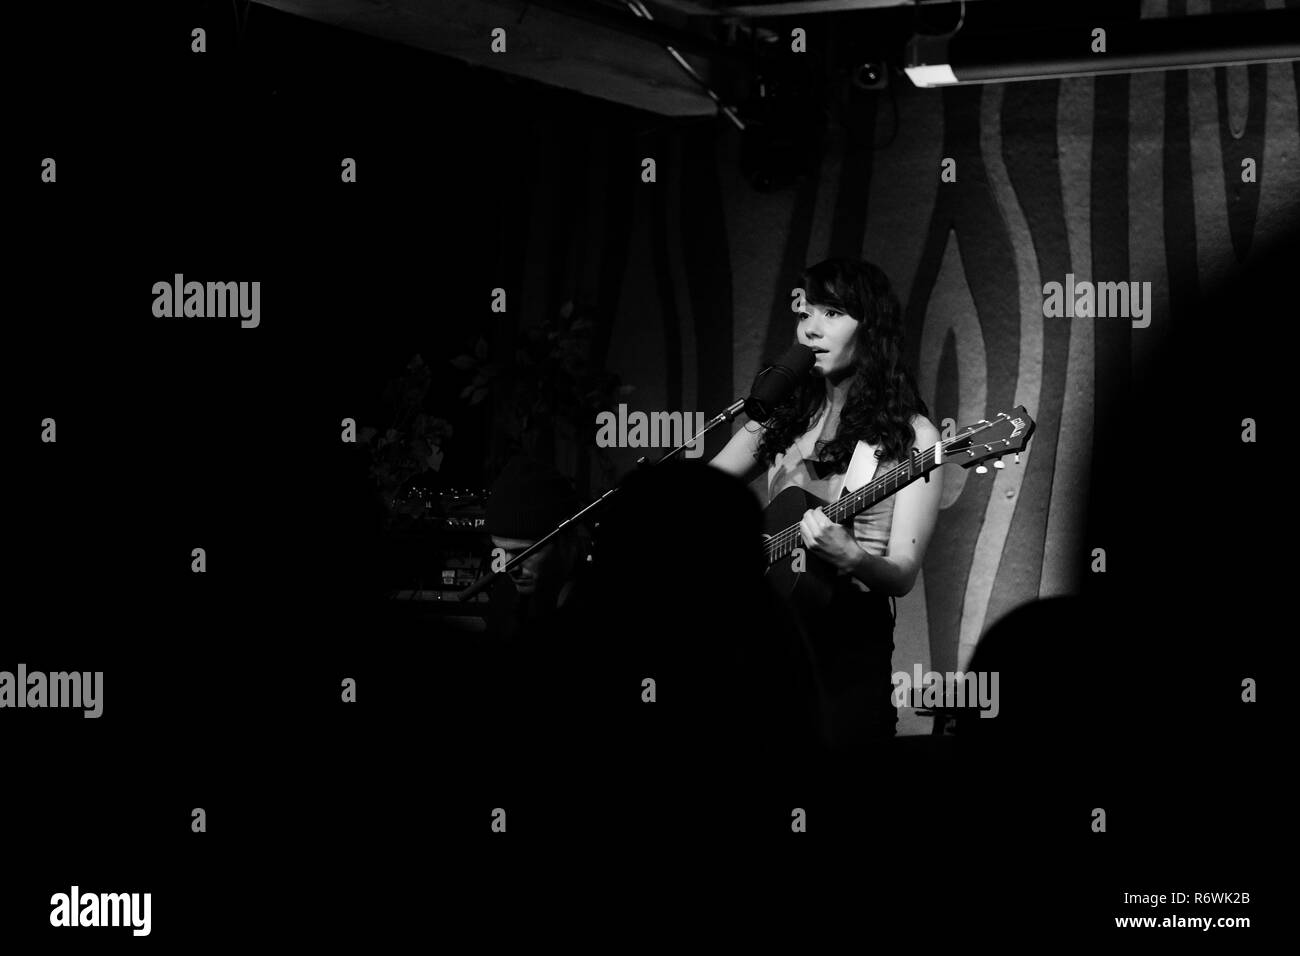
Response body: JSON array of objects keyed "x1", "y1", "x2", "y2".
[
  {"x1": 475, "y1": 456, "x2": 594, "y2": 770},
  {"x1": 483, "y1": 455, "x2": 590, "y2": 643}
]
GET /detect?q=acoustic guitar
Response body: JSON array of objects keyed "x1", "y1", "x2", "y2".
[{"x1": 763, "y1": 406, "x2": 1035, "y2": 610}]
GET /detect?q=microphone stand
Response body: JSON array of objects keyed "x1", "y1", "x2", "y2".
[{"x1": 453, "y1": 398, "x2": 748, "y2": 603}]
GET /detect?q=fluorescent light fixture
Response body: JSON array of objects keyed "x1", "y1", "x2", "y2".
[
  {"x1": 903, "y1": 63, "x2": 959, "y2": 87},
  {"x1": 904, "y1": 9, "x2": 1300, "y2": 88},
  {"x1": 904, "y1": 34, "x2": 955, "y2": 88}
]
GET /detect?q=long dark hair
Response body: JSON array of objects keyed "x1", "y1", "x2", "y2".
[{"x1": 755, "y1": 257, "x2": 929, "y2": 470}]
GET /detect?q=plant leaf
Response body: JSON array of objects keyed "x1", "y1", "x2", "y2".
[
  {"x1": 450, "y1": 355, "x2": 476, "y2": 371},
  {"x1": 475, "y1": 337, "x2": 489, "y2": 360}
]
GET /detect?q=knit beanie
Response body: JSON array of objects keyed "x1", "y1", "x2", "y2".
[{"x1": 485, "y1": 455, "x2": 582, "y2": 540}]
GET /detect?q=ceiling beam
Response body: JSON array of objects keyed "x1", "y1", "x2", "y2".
[
  {"x1": 250, "y1": 0, "x2": 732, "y2": 116},
  {"x1": 517, "y1": 0, "x2": 751, "y2": 68}
]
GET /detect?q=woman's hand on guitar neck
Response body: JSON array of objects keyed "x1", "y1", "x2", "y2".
[{"x1": 798, "y1": 507, "x2": 863, "y2": 572}]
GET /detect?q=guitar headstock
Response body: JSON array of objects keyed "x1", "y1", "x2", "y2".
[{"x1": 945, "y1": 406, "x2": 1035, "y2": 472}]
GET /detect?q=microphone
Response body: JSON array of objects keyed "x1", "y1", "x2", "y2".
[{"x1": 743, "y1": 343, "x2": 816, "y2": 421}]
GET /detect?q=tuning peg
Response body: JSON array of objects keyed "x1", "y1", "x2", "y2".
[
  {"x1": 975, "y1": 464, "x2": 988, "y2": 474},
  {"x1": 993, "y1": 459, "x2": 1005, "y2": 469}
]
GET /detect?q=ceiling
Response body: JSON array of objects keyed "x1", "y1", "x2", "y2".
[
  {"x1": 248, "y1": 0, "x2": 992, "y2": 116},
  {"x1": 247, "y1": 1, "x2": 1259, "y2": 118}
]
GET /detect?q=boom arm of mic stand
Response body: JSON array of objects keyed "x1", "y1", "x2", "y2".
[{"x1": 453, "y1": 398, "x2": 748, "y2": 602}]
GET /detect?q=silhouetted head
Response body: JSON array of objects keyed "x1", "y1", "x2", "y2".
[{"x1": 486, "y1": 455, "x2": 583, "y2": 599}]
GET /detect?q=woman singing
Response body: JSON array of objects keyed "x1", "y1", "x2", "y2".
[{"x1": 709, "y1": 257, "x2": 942, "y2": 748}]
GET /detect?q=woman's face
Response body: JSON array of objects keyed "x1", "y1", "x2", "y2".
[{"x1": 796, "y1": 302, "x2": 859, "y2": 380}]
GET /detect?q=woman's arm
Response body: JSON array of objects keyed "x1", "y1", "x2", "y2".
[
  {"x1": 707, "y1": 420, "x2": 767, "y2": 485},
  {"x1": 844, "y1": 415, "x2": 943, "y2": 597}
]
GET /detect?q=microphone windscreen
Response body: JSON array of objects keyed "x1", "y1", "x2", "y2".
[{"x1": 744, "y1": 344, "x2": 815, "y2": 421}]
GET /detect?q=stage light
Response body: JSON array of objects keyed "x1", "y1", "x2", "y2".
[{"x1": 904, "y1": 9, "x2": 1300, "y2": 88}]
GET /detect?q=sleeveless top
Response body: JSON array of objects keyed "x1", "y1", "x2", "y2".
[{"x1": 765, "y1": 403, "x2": 895, "y2": 593}]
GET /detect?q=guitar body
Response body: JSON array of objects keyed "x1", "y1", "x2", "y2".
[{"x1": 762, "y1": 485, "x2": 843, "y2": 613}]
